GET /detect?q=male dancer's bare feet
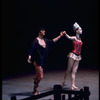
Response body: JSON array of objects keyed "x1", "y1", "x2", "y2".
[{"x1": 32, "y1": 90, "x2": 40, "y2": 95}]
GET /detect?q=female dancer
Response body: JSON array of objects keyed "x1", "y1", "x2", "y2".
[
  {"x1": 62, "y1": 22, "x2": 83, "y2": 90},
  {"x1": 27, "y1": 27, "x2": 64, "y2": 95}
]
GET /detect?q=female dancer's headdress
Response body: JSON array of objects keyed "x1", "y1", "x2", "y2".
[{"x1": 73, "y1": 22, "x2": 81, "y2": 31}]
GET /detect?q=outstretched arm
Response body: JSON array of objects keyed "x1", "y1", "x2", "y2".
[
  {"x1": 53, "y1": 31, "x2": 64, "y2": 42},
  {"x1": 63, "y1": 31, "x2": 76, "y2": 40}
]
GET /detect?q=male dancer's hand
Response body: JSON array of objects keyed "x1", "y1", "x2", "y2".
[
  {"x1": 27, "y1": 55, "x2": 32, "y2": 63},
  {"x1": 60, "y1": 31, "x2": 64, "y2": 37}
]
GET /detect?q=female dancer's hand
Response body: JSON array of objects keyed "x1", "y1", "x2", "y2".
[{"x1": 63, "y1": 31, "x2": 67, "y2": 35}]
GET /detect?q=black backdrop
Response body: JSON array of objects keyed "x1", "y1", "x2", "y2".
[{"x1": 1, "y1": 0, "x2": 99, "y2": 78}]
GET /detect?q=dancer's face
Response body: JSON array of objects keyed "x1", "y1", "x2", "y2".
[
  {"x1": 40, "y1": 29, "x2": 45, "y2": 36},
  {"x1": 76, "y1": 27, "x2": 82, "y2": 34}
]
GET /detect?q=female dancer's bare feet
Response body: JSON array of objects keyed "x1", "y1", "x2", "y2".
[
  {"x1": 71, "y1": 85, "x2": 78, "y2": 90},
  {"x1": 61, "y1": 80, "x2": 65, "y2": 87}
]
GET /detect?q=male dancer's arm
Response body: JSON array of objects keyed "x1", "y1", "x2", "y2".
[
  {"x1": 27, "y1": 39, "x2": 37, "y2": 63},
  {"x1": 53, "y1": 31, "x2": 64, "y2": 42}
]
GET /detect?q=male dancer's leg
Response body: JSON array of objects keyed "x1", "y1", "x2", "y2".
[{"x1": 33, "y1": 61, "x2": 43, "y2": 95}]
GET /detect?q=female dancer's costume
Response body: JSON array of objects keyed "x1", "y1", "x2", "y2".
[{"x1": 68, "y1": 39, "x2": 83, "y2": 61}]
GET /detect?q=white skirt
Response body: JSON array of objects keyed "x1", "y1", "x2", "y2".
[{"x1": 67, "y1": 52, "x2": 82, "y2": 61}]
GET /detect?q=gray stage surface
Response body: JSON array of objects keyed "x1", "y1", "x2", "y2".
[{"x1": 2, "y1": 68, "x2": 99, "y2": 100}]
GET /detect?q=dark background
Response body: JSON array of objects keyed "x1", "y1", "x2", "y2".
[{"x1": 1, "y1": 0, "x2": 99, "y2": 78}]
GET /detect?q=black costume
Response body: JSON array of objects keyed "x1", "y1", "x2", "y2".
[{"x1": 30, "y1": 38, "x2": 54, "y2": 67}]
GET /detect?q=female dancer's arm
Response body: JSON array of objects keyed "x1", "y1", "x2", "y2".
[{"x1": 63, "y1": 31, "x2": 76, "y2": 40}]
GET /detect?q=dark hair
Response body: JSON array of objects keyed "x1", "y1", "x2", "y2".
[{"x1": 37, "y1": 26, "x2": 45, "y2": 33}]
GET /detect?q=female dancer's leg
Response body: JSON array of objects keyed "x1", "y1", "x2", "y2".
[
  {"x1": 71, "y1": 60, "x2": 79, "y2": 90},
  {"x1": 62, "y1": 58, "x2": 74, "y2": 86}
]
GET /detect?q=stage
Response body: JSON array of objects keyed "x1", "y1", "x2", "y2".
[{"x1": 2, "y1": 68, "x2": 99, "y2": 100}]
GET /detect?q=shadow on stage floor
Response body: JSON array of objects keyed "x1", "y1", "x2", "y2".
[{"x1": 2, "y1": 68, "x2": 99, "y2": 100}]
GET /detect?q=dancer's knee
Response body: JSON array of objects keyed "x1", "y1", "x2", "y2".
[
  {"x1": 38, "y1": 74, "x2": 43, "y2": 80},
  {"x1": 40, "y1": 74, "x2": 43, "y2": 79},
  {"x1": 72, "y1": 69, "x2": 77, "y2": 74},
  {"x1": 67, "y1": 68, "x2": 71, "y2": 73}
]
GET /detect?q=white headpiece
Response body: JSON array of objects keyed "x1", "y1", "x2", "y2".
[{"x1": 73, "y1": 22, "x2": 81, "y2": 31}]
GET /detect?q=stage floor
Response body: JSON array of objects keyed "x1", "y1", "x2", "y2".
[{"x1": 2, "y1": 68, "x2": 99, "y2": 100}]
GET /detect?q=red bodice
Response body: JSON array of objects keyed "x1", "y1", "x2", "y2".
[{"x1": 72, "y1": 40, "x2": 83, "y2": 55}]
